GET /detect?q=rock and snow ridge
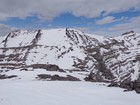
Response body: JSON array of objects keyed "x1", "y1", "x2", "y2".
[{"x1": 0, "y1": 28, "x2": 140, "y2": 93}]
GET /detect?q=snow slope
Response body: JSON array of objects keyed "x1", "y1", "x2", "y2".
[{"x1": 0, "y1": 81, "x2": 139, "y2": 105}]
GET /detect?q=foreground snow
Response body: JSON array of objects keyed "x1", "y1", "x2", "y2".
[{"x1": 0, "y1": 81, "x2": 139, "y2": 105}]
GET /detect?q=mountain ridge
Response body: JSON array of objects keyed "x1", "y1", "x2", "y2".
[{"x1": 0, "y1": 28, "x2": 140, "y2": 93}]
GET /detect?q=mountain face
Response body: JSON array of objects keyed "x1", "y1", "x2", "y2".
[{"x1": 0, "y1": 28, "x2": 140, "y2": 93}]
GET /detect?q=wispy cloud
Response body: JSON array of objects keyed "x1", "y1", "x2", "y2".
[
  {"x1": 96, "y1": 16, "x2": 124, "y2": 25},
  {"x1": 109, "y1": 16, "x2": 140, "y2": 32}
]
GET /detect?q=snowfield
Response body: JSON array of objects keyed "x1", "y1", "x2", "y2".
[
  {"x1": 0, "y1": 29, "x2": 140, "y2": 105},
  {"x1": 0, "y1": 81, "x2": 139, "y2": 105}
]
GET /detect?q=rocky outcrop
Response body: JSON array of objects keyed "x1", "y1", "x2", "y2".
[
  {"x1": 84, "y1": 72, "x2": 105, "y2": 82},
  {"x1": 0, "y1": 74, "x2": 17, "y2": 79},
  {"x1": 36, "y1": 74, "x2": 80, "y2": 81},
  {"x1": 29, "y1": 64, "x2": 65, "y2": 72},
  {"x1": 119, "y1": 77, "x2": 140, "y2": 94},
  {"x1": 108, "y1": 76, "x2": 140, "y2": 94}
]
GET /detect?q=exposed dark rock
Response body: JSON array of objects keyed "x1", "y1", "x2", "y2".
[
  {"x1": 122, "y1": 31, "x2": 134, "y2": 35},
  {"x1": 3, "y1": 32, "x2": 11, "y2": 48},
  {"x1": 120, "y1": 79, "x2": 133, "y2": 89},
  {"x1": 108, "y1": 82, "x2": 119, "y2": 87},
  {"x1": 118, "y1": 77, "x2": 140, "y2": 94},
  {"x1": 133, "y1": 78, "x2": 140, "y2": 94},
  {"x1": 32, "y1": 29, "x2": 42, "y2": 45},
  {"x1": 0, "y1": 74, "x2": 17, "y2": 79},
  {"x1": 0, "y1": 63, "x2": 24, "y2": 66},
  {"x1": 136, "y1": 56, "x2": 140, "y2": 61},
  {"x1": 20, "y1": 68, "x2": 28, "y2": 71},
  {"x1": 36, "y1": 74, "x2": 80, "y2": 81},
  {"x1": 72, "y1": 58, "x2": 87, "y2": 70},
  {"x1": 66, "y1": 75, "x2": 80, "y2": 81},
  {"x1": 0, "y1": 55, "x2": 5, "y2": 58},
  {"x1": 84, "y1": 72, "x2": 104, "y2": 82},
  {"x1": 30, "y1": 64, "x2": 65, "y2": 72},
  {"x1": 107, "y1": 77, "x2": 140, "y2": 94}
]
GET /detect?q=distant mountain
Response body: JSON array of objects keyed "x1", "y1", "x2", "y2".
[{"x1": 0, "y1": 28, "x2": 140, "y2": 93}]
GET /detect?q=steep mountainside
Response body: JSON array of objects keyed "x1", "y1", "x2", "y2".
[{"x1": 0, "y1": 28, "x2": 140, "y2": 93}]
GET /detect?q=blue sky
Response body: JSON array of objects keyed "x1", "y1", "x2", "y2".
[{"x1": 0, "y1": 0, "x2": 140, "y2": 36}]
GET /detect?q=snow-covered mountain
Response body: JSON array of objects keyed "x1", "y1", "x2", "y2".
[{"x1": 0, "y1": 28, "x2": 140, "y2": 93}]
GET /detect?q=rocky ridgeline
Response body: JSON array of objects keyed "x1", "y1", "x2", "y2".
[{"x1": 0, "y1": 28, "x2": 140, "y2": 93}]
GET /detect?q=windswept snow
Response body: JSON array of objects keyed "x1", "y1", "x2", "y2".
[
  {"x1": 0, "y1": 81, "x2": 139, "y2": 105},
  {"x1": 38, "y1": 28, "x2": 69, "y2": 46}
]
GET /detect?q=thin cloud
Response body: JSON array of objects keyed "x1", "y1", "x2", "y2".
[
  {"x1": 96, "y1": 16, "x2": 124, "y2": 25},
  {"x1": 109, "y1": 16, "x2": 140, "y2": 31}
]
